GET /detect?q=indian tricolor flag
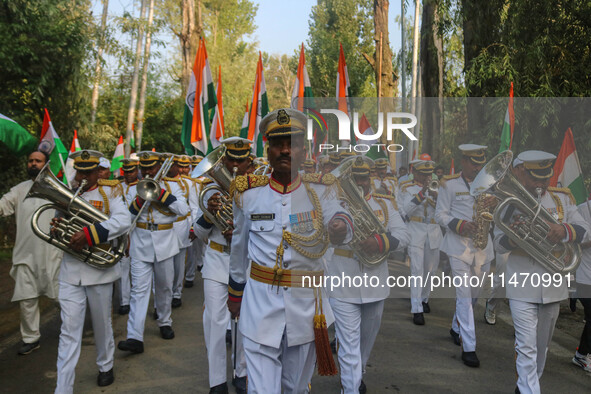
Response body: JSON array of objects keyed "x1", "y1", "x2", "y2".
[
  {"x1": 550, "y1": 128, "x2": 587, "y2": 205},
  {"x1": 291, "y1": 43, "x2": 313, "y2": 111},
  {"x1": 239, "y1": 101, "x2": 249, "y2": 140},
  {"x1": 181, "y1": 38, "x2": 217, "y2": 156},
  {"x1": 336, "y1": 43, "x2": 354, "y2": 146},
  {"x1": 209, "y1": 65, "x2": 225, "y2": 150},
  {"x1": 499, "y1": 82, "x2": 515, "y2": 152},
  {"x1": 64, "y1": 130, "x2": 81, "y2": 185},
  {"x1": 359, "y1": 114, "x2": 386, "y2": 160},
  {"x1": 39, "y1": 108, "x2": 68, "y2": 178},
  {"x1": 244, "y1": 52, "x2": 269, "y2": 157},
  {"x1": 0, "y1": 114, "x2": 37, "y2": 155},
  {"x1": 112, "y1": 136, "x2": 125, "y2": 176}
]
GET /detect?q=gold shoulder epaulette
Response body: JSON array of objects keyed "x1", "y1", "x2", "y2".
[
  {"x1": 385, "y1": 175, "x2": 398, "y2": 181},
  {"x1": 98, "y1": 179, "x2": 123, "y2": 198},
  {"x1": 442, "y1": 173, "x2": 460, "y2": 180},
  {"x1": 373, "y1": 193, "x2": 395, "y2": 202},
  {"x1": 401, "y1": 181, "x2": 417, "y2": 192},
  {"x1": 196, "y1": 178, "x2": 214, "y2": 185},
  {"x1": 398, "y1": 179, "x2": 413, "y2": 188},
  {"x1": 98, "y1": 179, "x2": 120, "y2": 187},
  {"x1": 548, "y1": 187, "x2": 576, "y2": 204},
  {"x1": 230, "y1": 174, "x2": 269, "y2": 197},
  {"x1": 302, "y1": 173, "x2": 336, "y2": 185}
]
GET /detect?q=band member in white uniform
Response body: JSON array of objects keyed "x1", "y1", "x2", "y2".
[
  {"x1": 493, "y1": 150, "x2": 589, "y2": 393},
  {"x1": 194, "y1": 137, "x2": 251, "y2": 394},
  {"x1": 117, "y1": 158, "x2": 139, "y2": 315},
  {"x1": 435, "y1": 144, "x2": 495, "y2": 368},
  {"x1": 186, "y1": 155, "x2": 207, "y2": 286},
  {"x1": 400, "y1": 160, "x2": 442, "y2": 325},
  {"x1": 227, "y1": 109, "x2": 353, "y2": 393},
  {"x1": 166, "y1": 154, "x2": 193, "y2": 308},
  {"x1": 326, "y1": 156, "x2": 408, "y2": 394},
  {"x1": 53, "y1": 150, "x2": 131, "y2": 393},
  {"x1": 118, "y1": 151, "x2": 189, "y2": 353}
]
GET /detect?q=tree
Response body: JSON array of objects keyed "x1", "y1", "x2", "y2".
[
  {"x1": 90, "y1": 0, "x2": 109, "y2": 125},
  {"x1": 136, "y1": 0, "x2": 156, "y2": 152},
  {"x1": 265, "y1": 53, "x2": 296, "y2": 110},
  {"x1": 307, "y1": 0, "x2": 376, "y2": 97}
]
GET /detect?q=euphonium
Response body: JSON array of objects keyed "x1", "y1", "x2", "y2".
[
  {"x1": 470, "y1": 150, "x2": 581, "y2": 274},
  {"x1": 25, "y1": 163, "x2": 127, "y2": 269},
  {"x1": 192, "y1": 146, "x2": 235, "y2": 234},
  {"x1": 332, "y1": 157, "x2": 389, "y2": 266}
]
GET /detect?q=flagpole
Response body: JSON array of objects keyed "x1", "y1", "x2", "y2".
[{"x1": 58, "y1": 152, "x2": 69, "y2": 184}]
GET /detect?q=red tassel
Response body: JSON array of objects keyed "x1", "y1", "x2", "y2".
[{"x1": 314, "y1": 314, "x2": 337, "y2": 376}]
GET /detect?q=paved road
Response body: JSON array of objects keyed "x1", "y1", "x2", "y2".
[{"x1": 0, "y1": 259, "x2": 589, "y2": 393}]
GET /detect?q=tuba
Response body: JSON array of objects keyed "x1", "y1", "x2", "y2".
[
  {"x1": 332, "y1": 157, "x2": 389, "y2": 266},
  {"x1": 472, "y1": 193, "x2": 494, "y2": 249},
  {"x1": 470, "y1": 150, "x2": 581, "y2": 274},
  {"x1": 26, "y1": 163, "x2": 127, "y2": 269},
  {"x1": 192, "y1": 146, "x2": 235, "y2": 234}
]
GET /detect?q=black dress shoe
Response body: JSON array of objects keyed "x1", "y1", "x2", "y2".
[
  {"x1": 413, "y1": 313, "x2": 425, "y2": 325},
  {"x1": 209, "y1": 382, "x2": 228, "y2": 393},
  {"x1": 359, "y1": 379, "x2": 367, "y2": 394},
  {"x1": 184, "y1": 280, "x2": 194, "y2": 288},
  {"x1": 160, "y1": 325, "x2": 175, "y2": 339},
  {"x1": 118, "y1": 305, "x2": 130, "y2": 315},
  {"x1": 515, "y1": 386, "x2": 520, "y2": 394},
  {"x1": 17, "y1": 341, "x2": 40, "y2": 355},
  {"x1": 461, "y1": 351, "x2": 480, "y2": 367},
  {"x1": 153, "y1": 308, "x2": 158, "y2": 320},
  {"x1": 232, "y1": 376, "x2": 247, "y2": 394},
  {"x1": 171, "y1": 298, "x2": 182, "y2": 308},
  {"x1": 97, "y1": 368, "x2": 114, "y2": 387},
  {"x1": 225, "y1": 329, "x2": 232, "y2": 346},
  {"x1": 422, "y1": 301, "x2": 431, "y2": 313},
  {"x1": 118, "y1": 339, "x2": 144, "y2": 354},
  {"x1": 449, "y1": 329, "x2": 461, "y2": 346},
  {"x1": 330, "y1": 338, "x2": 337, "y2": 354}
]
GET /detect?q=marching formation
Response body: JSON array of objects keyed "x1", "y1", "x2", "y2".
[{"x1": 1, "y1": 108, "x2": 591, "y2": 394}]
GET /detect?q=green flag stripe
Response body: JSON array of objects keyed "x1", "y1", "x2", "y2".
[{"x1": 568, "y1": 175, "x2": 587, "y2": 205}]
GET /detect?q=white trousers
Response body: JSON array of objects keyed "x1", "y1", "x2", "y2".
[
  {"x1": 243, "y1": 331, "x2": 315, "y2": 394},
  {"x1": 185, "y1": 240, "x2": 205, "y2": 282},
  {"x1": 127, "y1": 257, "x2": 174, "y2": 341},
  {"x1": 330, "y1": 298, "x2": 384, "y2": 394},
  {"x1": 55, "y1": 281, "x2": 114, "y2": 394},
  {"x1": 409, "y1": 239, "x2": 440, "y2": 313},
  {"x1": 20, "y1": 298, "x2": 41, "y2": 343},
  {"x1": 173, "y1": 247, "x2": 188, "y2": 299},
  {"x1": 118, "y1": 255, "x2": 131, "y2": 306},
  {"x1": 510, "y1": 300, "x2": 560, "y2": 394},
  {"x1": 487, "y1": 252, "x2": 509, "y2": 310},
  {"x1": 203, "y1": 279, "x2": 246, "y2": 387},
  {"x1": 449, "y1": 256, "x2": 490, "y2": 352}
]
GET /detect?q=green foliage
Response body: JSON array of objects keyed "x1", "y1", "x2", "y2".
[{"x1": 306, "y1": 0, "x2": 376, "y2": 97}]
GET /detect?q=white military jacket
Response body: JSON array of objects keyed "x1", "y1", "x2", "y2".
[
  {"x1": 167, "y1": 176, "x2": 192, "y2": 249},
  {"x1": 494, "y1": 188, "x2": 589, "y2": 303},
  {"x1": 123, "y1": 181, "x2": 138, "y2": 207},
  {"x1": 59, "y1": 181, "x2": 131, "y2": 286},
  {"x1": 0, "y1": 180, "x2": 63, "y2": 301},
  {"x1": 400, "y1": 182, "x2": 443, "y2": 249},
  {"x1": 229, "y1": 174, "x2": 352, "y2": 348},
  {"x1": 435, "y1": 173, "x2": 494, "y2": 264},
  {"x1": 194, "y1": 180, "x2": 232, "y2": 284},
  {"x1": 576, "y1": 202, "x2": 591, "y2": 286},
  {"x1": 325, "y1": 193, "x2": 408, "y2": 303},
  {"x1": 129, "y1": 179, "x2": 189, "y2": 262}
]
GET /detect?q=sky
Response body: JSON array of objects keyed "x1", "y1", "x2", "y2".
[{"x1": 92, "y1": 0, "x2": 411, "y2": 57}]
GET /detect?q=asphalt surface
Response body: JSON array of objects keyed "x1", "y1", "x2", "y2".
[{"x1": 0, "y1": 259, "x2": 590, "y2": 393}]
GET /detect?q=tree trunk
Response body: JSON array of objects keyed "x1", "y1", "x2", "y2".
[
  {"x1": 420, "y1": 0, "x2": 443, "y2": 161},
  {"x1": 125, "y1": 0, "x2": 146, "y2": 157},
  {"x1": 135, "y1": 0, "x2": 155, "y2": 153},
  {"x1": 409, "y1": 0, "x2": 421, "y2": 161},
  {"x1": 180, "y1": 0, "x2": 202, "y2": 95},
  {"x1": 90, "y1": 0, "x2": 109, "y2": 125},
  {"x1": 373, "y1": 0, "x2": 396, "y2": 98}
]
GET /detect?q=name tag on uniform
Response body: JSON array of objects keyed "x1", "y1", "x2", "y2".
[
  {"x1": 251, "y1": 213, "x2": 275, "y2": 221},
  {"x1": 455, "y1": 192, "x2": 470, "y2": 196},
  {"x1": 89, "y1": 200, "x2": 104, "y2": 211},
  {"x1": 289, "y1": 210, "x2": 317, "y2": 234}
]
